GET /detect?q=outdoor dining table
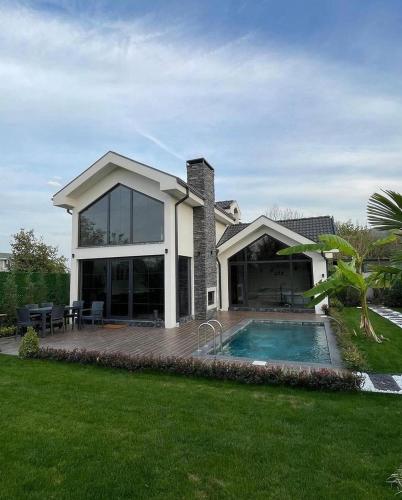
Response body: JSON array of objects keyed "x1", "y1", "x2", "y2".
[{"x1": 29, "y1": 306, "x2": 79, "y2": 337}]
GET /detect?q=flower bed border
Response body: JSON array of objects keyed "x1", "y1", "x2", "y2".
[{"x1": 32, "y1": 347, "x2": 363, "y2": 392}]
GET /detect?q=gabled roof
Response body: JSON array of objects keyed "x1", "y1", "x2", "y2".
[
  {"x1": 217, "y1": 216, "x2": 335, "y2": 246},
  {"x1": 53, "y1": 151, "x2": 205, "y2": 209},
  {"x1": 216, "y1": 200, "x2": 234, "y2": 210},
  {"x1": 0, "y1": 252, "x2": 11, "y2": 259}
]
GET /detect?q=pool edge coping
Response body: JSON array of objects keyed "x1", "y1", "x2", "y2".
[{"x1": 192, "y1": 317, "x2": 344, "y2": 370}]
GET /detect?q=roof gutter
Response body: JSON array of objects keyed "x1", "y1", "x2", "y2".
[{"x1": 175, "y1": 187, "x2": 189, "y2": 322}]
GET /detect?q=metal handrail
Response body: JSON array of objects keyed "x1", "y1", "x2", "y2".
[
  {"x1": 197, "y1": 322, "x2": 216, "y2": 353},
  {"x1": 208, "y1": 319, "x2": 223, "y2": 353}
]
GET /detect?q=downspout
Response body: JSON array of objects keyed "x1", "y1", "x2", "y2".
[
  {"x1": 175, "y1": 187, "x2": 189, "y2": 322},
  {"x1": 216, "y1": 249, "x2": 222, "y2": 310}
]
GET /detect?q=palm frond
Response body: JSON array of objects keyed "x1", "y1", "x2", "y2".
[
  {"x1": 277, "y1": 243, "x2": 323, "y2": 256},
  {"x1": 367, "y1": 190, "x2": 402, "y2": 231},
  {"x1": 318, "y1": 234, "x2": 358, "y2": 257}
]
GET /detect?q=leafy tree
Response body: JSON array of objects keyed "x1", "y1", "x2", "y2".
[
  {"x1": 336, "y1": 220, "x2": 399, "y2": 259},
  {"x1": 10, "y1": 229, "x2": 68, "y2": 273},
  {"x1": 277, "y1": 233, "x2": 397, "y2": 343}
]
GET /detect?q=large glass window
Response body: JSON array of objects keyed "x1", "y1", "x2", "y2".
[
  {"x1": 78, "y1": 184, "x2": 164, "y2": 247},
  {"x1": 81, "y1": 260, "x2": 108, "y2": 312},
  {"x1": 80, "y1": 256, "x2": 164, "y2": 320},
  {"x1": 229, "y1": 234, "x2": 312, "y2": 309},
  {"x1": 132, "y1": 191, "x2": 164, "y2": 243},
  {"x1": 79, "y1": 196, "x2": 108, "y2": 246},
  {"x1": 132, "y1": 256, "x2": 164, "y2": 320},
  {"x1": 109, "y1": 185, "x2": 131, "y2": 245}
]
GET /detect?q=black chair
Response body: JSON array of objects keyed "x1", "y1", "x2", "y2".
[
  {"x1": 82, "y1": 301, "x2": 104, "y2": 327},
  {"x1": 25, "y1": 304, "x2": 39, "y2": 310},
  {"x1": 64, "y1": 300, "x2": 84, "y2": 330},
  {"x1": 41, "y1": 302, "x2": 53, "y2": 308},
  {"x1": 16, "y1": 307, "x2": 40, "y2": 336},
  {"x1": 49, "y1": 305, "x2": 65, "y2": 335}
]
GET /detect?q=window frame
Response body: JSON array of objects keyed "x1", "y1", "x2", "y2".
[{"x1": 78, "y1": 183, "x2": 164, "y2": 247}]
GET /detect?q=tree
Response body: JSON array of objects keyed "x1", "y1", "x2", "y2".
[
  {"x1": 335, "y1": 220, "x2": 399, "y2": 259},
  {"x1": 10, "y1": 229, "x2": 68, "y2": 273},
  {"x1": 277, "y1": 233, "x2": 397, "y2": 343},
  {"x1": 367, "y1": 190, "x2": 402, "y2": 283},
  {"x1": 367, "y1": 190, "x2": 402, "y2": 233},
  {"x1": 265, "y1": 205, "x2": 304, "y2": 221}
]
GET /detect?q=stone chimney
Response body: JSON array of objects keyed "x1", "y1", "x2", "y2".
[{"x1": 186, "y1": 158, "x2": 217, "y2": 320}]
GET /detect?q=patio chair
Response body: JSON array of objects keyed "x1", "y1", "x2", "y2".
[
  {"x1": 64, "y1": 300, "x2": 85, "y2": 330},
  {"x1": 49, "y1": 305, "x2": 65, "y2": 335},
  {"x1": 82, "y1": 301, "x2": 104, "y2": 327},
  {"x1": 25, "y1": 304, "x2": 39, "y2": 310},
  {"x1": 41, "y1": 302, "x2": 54, "y2": 308},
  {"x1": 16, "y1": 307, "x2": 40, "y2": 336}
]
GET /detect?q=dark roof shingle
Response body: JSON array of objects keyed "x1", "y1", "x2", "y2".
[
  {"x1": 217, "y1": 216, "x2": 335, "y2": 247},
  {"x1": 216, "y1": 200, "x2": 234, "y2": 209}
]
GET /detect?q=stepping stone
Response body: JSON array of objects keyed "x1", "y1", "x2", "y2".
[{"x1": 369, "y1": 374, "x2": 401, "y2": 392}]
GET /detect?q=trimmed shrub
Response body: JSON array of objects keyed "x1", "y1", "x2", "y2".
[
  {"x1": 18, "y1": 327, "x2": 40, "y2": 359},
  {"x1": 383, "y1": 280, "x2": 402, "y2": 308},
  {"x1": 30, "y1": 347, "x2": 363, "y2": 392},
  {"x1": 0, "y1": 326, "x2": 16, "y2": 337}
]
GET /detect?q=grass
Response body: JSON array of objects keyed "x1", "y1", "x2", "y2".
[
  {"x1": 338, "y1": 308, "x2": 402, "y2": 373},
  {"x1": 1, "y1": 355, "x2": 402, "y2": 499}
]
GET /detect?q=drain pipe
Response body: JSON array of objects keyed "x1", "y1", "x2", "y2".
[
  {"x1": 216, "y1": 250, "x2": 222, "y2": 310},
  {"x1": 175, "y1": 187, "x2": 189, "y2": 322}
]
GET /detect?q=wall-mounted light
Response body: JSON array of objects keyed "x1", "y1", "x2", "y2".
[{"x1": 165, "y1": 249, "x2": 168, "y2": 254}]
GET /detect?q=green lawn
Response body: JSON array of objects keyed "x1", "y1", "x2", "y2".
[
  {"x1": 339, "y1": 308, "x2": 402, "y2": 373},
  {"x1": 1, "y1": 355, "x2": 401, "y2": 499}
]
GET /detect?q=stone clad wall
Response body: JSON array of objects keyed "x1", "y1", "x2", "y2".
[{"x1": 187, "y1": 159, "x2": 217, "y2": 320}]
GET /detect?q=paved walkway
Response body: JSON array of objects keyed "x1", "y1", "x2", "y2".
[
  {"x1": 369, "y1": 305, "x2": 402, "y2": 328},
  {"x1": 359, "y1": 372, "x2": 402, "y2": 395}
]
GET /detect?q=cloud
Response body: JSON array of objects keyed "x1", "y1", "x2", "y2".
[
  {"x1": 47, "y1": 180, "x2": 62, "y2": 187},
  {"x1": 0, "y1": 3, "x2": 401, "y2": 256}
]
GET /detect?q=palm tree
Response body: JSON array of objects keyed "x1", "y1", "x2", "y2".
[
  {"x1": 277, "y1": 233, "x2": 397, "y2": 343},
  {"x1": 367, "y1": 190, "x2": 402, "y2": 233},
  {"x1": 367, "y1": 190, "x2": 402, "y2": 283}
]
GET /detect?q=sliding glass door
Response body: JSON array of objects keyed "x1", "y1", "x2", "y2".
[{"x1": 80, "y1": 256, "x2": 164, "y2": 320}]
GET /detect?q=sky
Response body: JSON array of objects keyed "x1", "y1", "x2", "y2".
[{"x1": 1, "y1": 0, "x2": 402, "y2": 259}]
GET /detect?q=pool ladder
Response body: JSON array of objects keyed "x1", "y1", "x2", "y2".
[{"x1": 197, "y1": 319, "x2": 224, "y2": 355}]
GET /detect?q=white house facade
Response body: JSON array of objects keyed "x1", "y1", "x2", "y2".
[{"x1": 53, "y1": 151, "x2": 335, "y2": 328}]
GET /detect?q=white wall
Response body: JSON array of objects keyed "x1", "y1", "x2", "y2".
[
  {"x1": 215, "y1": 220, "x2": 227, "y2": 244},
  {"x1": 69, "y1": 167, "x2": 179, "y2": 328},
  {"x1": 218, "y1": 225, "x2": 328, "y2": 314}
]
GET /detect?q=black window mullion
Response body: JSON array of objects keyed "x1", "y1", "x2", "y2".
[
  {"x1": 107, "y1": 194, "x2": 111, "y2": 245},
  {"x1": 130, "y1": 190, "x2": 133, "y2": 244}
]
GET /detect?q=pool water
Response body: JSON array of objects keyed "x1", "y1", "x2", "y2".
[{"x1": 222, "y1": 320, "x2": 331, "y2": 364}]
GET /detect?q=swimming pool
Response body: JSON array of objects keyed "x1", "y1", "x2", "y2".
[{"x1": 217, "y1": 320, "x2": 333, "y2": 365}]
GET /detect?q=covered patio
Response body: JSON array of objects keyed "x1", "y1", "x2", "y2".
[{"x1": 0, "y1": 310, "x2": 323, "y2": 358}]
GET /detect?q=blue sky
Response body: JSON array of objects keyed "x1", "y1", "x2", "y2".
[{"x1": 1, "y1": 0, "x2": 402, "y2": 258}]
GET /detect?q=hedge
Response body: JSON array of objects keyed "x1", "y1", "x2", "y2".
[
  {"x1": 0, "y1": 272, "x2": 69, "y2": 321},
  {"x1": 32, "y1": 348, "x2": 363, "y2": 392}
]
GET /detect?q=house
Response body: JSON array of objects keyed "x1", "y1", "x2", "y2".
[
  {"x1": 53, "y1": 151, "x2": 335, "y2": 328},
  {"x1": 0, "y1": 253, "x2": 11, "y2": 272}
]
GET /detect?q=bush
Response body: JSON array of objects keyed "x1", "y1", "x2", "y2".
[
  {"x1": 30, "y1": 347, "x2": 363, "y2": 392},
  {"x1": 330, "y1": 297, "x2": 344, "y2": 311},
  {"x1": 335, "y1": 287, "x2": 360, "y2": 307},
  {"x1": 18, "y1": 327, "x2": 40, "y2": 359},
  {"x1": 0, "y1": 326, "x2": 16, "y2": 337},
  {"x1": 330, "y1": 311, "x2": 368, "y2": 371},
  {"x1": 383, "y1": 280, "x2": 402, "y2": 308}
]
